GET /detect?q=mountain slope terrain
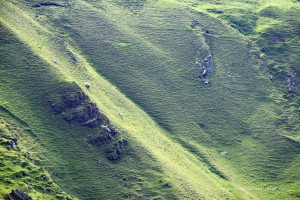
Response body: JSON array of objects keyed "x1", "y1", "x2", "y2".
[{"x1": 0, "y1": 0, "x2": 299, "y2": 199}]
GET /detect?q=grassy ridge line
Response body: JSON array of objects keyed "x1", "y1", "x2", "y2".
[{"x1": 0, "y1": 1, "x2": 256, "y2": 199}]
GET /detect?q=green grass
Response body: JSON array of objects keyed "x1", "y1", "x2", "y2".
[
  {"x1": 0, "y1": 0, "x2": 299, "y2": 199},
  {"x1": 0, "y1": 108, "x2": 74, "y2": 199}
]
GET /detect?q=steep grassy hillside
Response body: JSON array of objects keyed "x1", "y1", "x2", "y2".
[
  {"x1": 0, "y1": 106, "x2": 75, "y2": 200},
  {"x1": 0, "y1": 0, "x2": 299, "y2": 199},
  {"x1": 0, "y1": 21, "x2": 180, "y2": 199}
]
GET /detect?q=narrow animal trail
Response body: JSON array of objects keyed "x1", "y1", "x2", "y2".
[{"x1": 0, "y1": 1, "x2": 259, "y2": 199}]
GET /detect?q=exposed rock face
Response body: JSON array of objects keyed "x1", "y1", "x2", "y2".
[
  {"x1": 0, "y1": 137, "x2": 18, "y2": 149},
  {"x1": 269, "y1": 35, "x2": 285, "y2": 43},
  {"x1": 200, "y1": 55, "x2": 214, "y2": 79},
  {"x1": 106, "y1": 139, "x2": 127, "y2": 162},
  {"x1": 50, "y1": 91, "x2": 87, "y2": 114},
  {"x1": 89, "y1": 127, "x2": 119, "y2": 146},
  {"x1": 70, "y1": 54, "x2": 78, "y2": 62},
  {"x1": 285, "y1": 70, "x2": 297, "y2": 93},
  {"x1": 49, "y1": 91, "x2": 103, "y2": 127},
  {"x1": 89, "y1": 133, "x2": 114, "y2": 146},
  {"x1": 191, "y1": 20, "x2": 199, "y2": 28},
  {"x1": 50, "y1": 87, "x2": 127, "y2": 162},
  {"x1": 9, "y1": 189, "x2": 32, "y2": 200},
  {"x1": 32, "y1": 2, "x2": 64, "y2": 8},
  {"x1": 196, "y1": 53, "x2": 214, "y2": 82},
  {"x1": 89, "y1": 126, "x2": 126, "y2": 162},
  {"x1": 64, "y1": 103, "x2": 102, "y2": 127},
  {"x1": 62, "y1": 91, "x2": 87, "y2": 109}
]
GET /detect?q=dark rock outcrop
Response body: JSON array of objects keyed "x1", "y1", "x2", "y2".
[
  {"x1": 62, "y1": 91, "x2": 87, "y2": 109},
  {"x1": 89, "y1": 133, "x2": 114, "y2": 146},
  {"x1": 89, "y1": 127, "x2": 119, "y2": 146},
  {"x1": 1, "y1": 137, "x2": 18, "y2": 149},
  {"x1": 70, "y1": 55, "x2": 78, "y2": 62},
  {"x1": 285, "y1": 69, "x2": 297, "y2": 93},
  {"x1": 269, "y1": 35, "x2": 285, "y2": 43},
  {"x1": 9, "y1": 189, "x2": 32, "y2": 200},
  {"x1": 64, "y1": 103, "x2": 102, "y2": 127},
  {"x1": 106, "y1": 139, "x2": 127, "y2": 162},
  {"x1": 32, "y1": 2, "x2": 64, "y2": 8},
  {"x1": 49, "y1": 91, "x2": 104, "y2": 127},
  {"x1": 50, "y1": 91, "x2": 87, "y2": 114},
  {"x1": 191, "y1": 20, "x2": 199, "y2": 28},
  {"x1": 199, "y1": 54, "x2": 214, "y2": 79}
]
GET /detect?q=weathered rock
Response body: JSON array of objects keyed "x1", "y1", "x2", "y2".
[
  {"x1": 82, "y1": 117, "x2": 99, "y2": 128},
  {"x1": 9, "y1": 189, "x2": 32, "y2": 200},
  {"x1": 118, "y1": 139, "x2": 127, "y2": 149},
  {"x1": 162, "y1": 182, "x2": 172, "y2": 188},
  {"x1": 269, "y1": 35, "x2": 285, "y2": 43},
  {"x1": 62, "y1": 92, "x2": 87, "y2": 109},
  {"x1": 199, "y1": 54, "x2": 214, "y2": 79},
  {"x1": 32, "y1": 2, "x2": 64, "y2": 8},
  {"x1": 110, "y1": 128, "x2": 118, "y2": 137},
  {"x1": 40, "y1": 174, "x2": 47, "y2": 181},
  {"x1": 191, "y1": 20, "x2": 199, "y2": 28},
  {"x1": 107, "y1": 148, "x2": 122, "y2": 162},
  {"x1": 49, "y1": 91, "x2": 87, "y2": 114},
  {"x1": 11, "y1": 138, "x2": 18, "y2": 145},
  {"x1": 89, "y1": 128, "x2": 119, "y2": 146},
  {"x1": 89, "y1": 133, "x2": 113, "y2": 146},
  {"x1": 1, "y1": 138, "x2": 17, "y2": 149},
  {"x1": 106, "y1": 139, "x2": 127, "y2": 162},
  {"x1": 70, "y1": 55, "x2": 78, "y2": 62},
  {"x1": 285, "y1": 70, "x2": 297, "y2": 93},
  {"x1": 64, "y1": 103, "x2": 102, "y2": 127}
]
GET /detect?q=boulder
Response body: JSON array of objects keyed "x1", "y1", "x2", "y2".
[
  {"x1": 63, "y1": 103, "x2": 102, "y2": 127},
  {"x1": 49, "y1": 91, "x2": 87, "y2": 114},
  {"x1": 89, "y1": 133, "x2": 113, "y2": 146},
  {"x1": 62, "y1": 92, "x2": 87, "y2": 109},
  {"x1": 9, "y1": 189, "x2": 32, "y2": 200},
  {"x1": 32, "y1": 2, "x2": 64, "y2": 8},
  {"x1": 106, "y1": 139, "x2": 127, "y2": 162},
  {"x1": 107, "y1": 148, "x2": 122, "y2": 162}
]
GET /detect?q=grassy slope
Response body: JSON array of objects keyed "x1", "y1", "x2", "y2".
[
  {"x1": 0, "y1": 1, "x2": 254, "y2": 199},
  {"x1": 0, "y1": 0, "x2": 299, "y2": 199},
  {"x1": 0, "y1": 20, "x2": 184, "y2": 200},
  {"x1": 31, "y1": 0, "x2": 299, "y2": 198},
  {"x1": 0, "y1": 107, "x2": 75, "y2": 200},
  {"x1": 194, "y1": 0, "x2": 300, "y2": 141}
]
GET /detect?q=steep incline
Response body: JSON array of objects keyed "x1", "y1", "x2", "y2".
[
  {"x1": 0, "y1": 1, "x2": 257, "y2": 199},
  {"x1": 0, "y1": 0, "x2": 299, "y2": 199}
]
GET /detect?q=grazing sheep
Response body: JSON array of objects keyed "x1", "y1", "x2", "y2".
[
  {"x1": 220, "y1": 151, "x2": 228, "y2": 156},
  {"x1": 53, "y1": 60, "x2": 59, "y2": 64},
  {"x1": 85, "y1": 82, "x2": 91, "y2": 89},
  {"x1": 100, "y1": 124, "x2": 111, "y2": 132},
  {"x1": 205, "y1": 80, "x2": 209, "y2": 86},
  {"x1": 118, "y1": 112, "x2": 124, "y2": 119}
]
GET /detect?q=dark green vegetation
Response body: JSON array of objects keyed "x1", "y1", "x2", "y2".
[{"x1": 0, "y1": 0, "x2": 299, "y2": 199}]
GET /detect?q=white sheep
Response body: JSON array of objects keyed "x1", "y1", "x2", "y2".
[
  {"x1": 100, "y1": 124, "x2": 111, "y2": 132},
  {"x1": 118, "y1": 112, "x2": 124, "y2": 119},
  {"x1": 85, "y1": 82, "x2": 91, "y2": 89}
]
